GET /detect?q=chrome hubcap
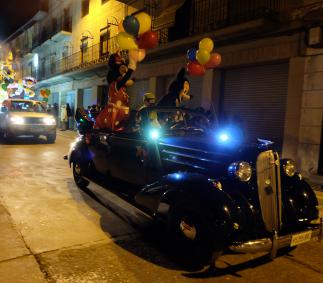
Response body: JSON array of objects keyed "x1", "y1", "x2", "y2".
[{"x1": 180, "y1": 219, "x2": 197, "y2": 240}]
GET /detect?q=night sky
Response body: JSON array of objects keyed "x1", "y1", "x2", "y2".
[{"x1": 0, "y1": 0, "x2": 41, "y2": 41}]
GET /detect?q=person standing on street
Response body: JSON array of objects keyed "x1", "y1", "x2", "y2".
[
  {"x1": 66, "y1": 103, "x2": 73, "y2": 130},
  {"x1": 60, "y1": 104, "x2": 68, "y2": 131}
]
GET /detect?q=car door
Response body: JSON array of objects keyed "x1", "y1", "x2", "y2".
[
  {"x1": 88, "y1": 132, "x2": 112, "y2": 175},
  {"x1": 108, "y1": 131, "x2": 148, "y2": 185}
]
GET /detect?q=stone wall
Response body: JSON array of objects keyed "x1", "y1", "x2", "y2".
[{"x1": 298, "y1": 50, "x2": 323, "y2": 176}]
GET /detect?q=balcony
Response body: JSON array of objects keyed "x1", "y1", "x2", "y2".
[
  {"x1": 51, "y1": 17, "x2": 72, "y2": 42},
  {"x1": 32, "y1": 16, "x2": 72, "y2": 50},
  {"x1": 151, "y1": 0, "x2": 287, "y2": 45},
  {"x1": 36, "y1": 37, "x2": 119, "y2": 82}
]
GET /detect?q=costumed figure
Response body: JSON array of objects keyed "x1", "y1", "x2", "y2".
[
  {"x1": 139, "y1": 92, "x2": 156, "y2": 111},
  {"x1": 94, "y1": 52, "x2": 137, "y2": 131},
  {"x1": 157, "y1": 68, "x2": 192, "y2": 107}
]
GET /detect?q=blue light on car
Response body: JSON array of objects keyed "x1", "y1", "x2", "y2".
[
  {"x1": 216, "y1": 125, "x2": 243, "y2": 145},
  {"x1": 174, "y1": 173, "x2": 182, "y2": 180},
  {"x1": 149, "y1": 129, "x2": 160, "y2": 140},
  {"x1": 219, "y1": 133, "x2": 229, "y2": 142}
]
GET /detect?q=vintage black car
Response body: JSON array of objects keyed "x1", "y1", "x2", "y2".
[{"x1": 67, "y1": 107, "x2": 322, "y2": 266}]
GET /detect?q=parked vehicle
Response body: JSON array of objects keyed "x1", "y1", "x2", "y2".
[
  {"x1": 0, "y1": 99, "x2": 56, "y2": 143},
  {"x1": 67, "y1": 106, "x2": 322, "y2": 266}
]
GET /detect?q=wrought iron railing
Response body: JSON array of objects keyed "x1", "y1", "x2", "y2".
[
  {"x1": 34, "y1": 36, "x2": 119, "y2": 81},
  {"x1": 166, "y1": 0, "x2": 287, "y2": 41}
]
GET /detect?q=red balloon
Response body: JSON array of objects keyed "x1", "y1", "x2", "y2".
[
  {"x1": 204, "y1": 53, "x2": 222, "y2": 69},
  {"x1": 137, "y1": 31, "x2": 158, "y2": 49},
  {"x1": 186, "y1": 61, "x2": 206, "y2": 76}
]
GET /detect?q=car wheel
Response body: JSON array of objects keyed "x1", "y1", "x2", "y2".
[
  {"x1": 46, "y1": 133, "x2": 56, "y2": 143},
  {"x1": 168, "y1": 202, "x2": 218, "y2": 268},
  {"x1": 73, "y1": 160, "x2": 90, "y2": 189}
]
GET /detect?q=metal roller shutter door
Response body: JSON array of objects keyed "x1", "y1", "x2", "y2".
[{"x1": 223, "y1": 63, "x2": 289, "y2": 144}]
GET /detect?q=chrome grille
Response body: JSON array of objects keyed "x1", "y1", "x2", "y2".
[
  {"x1": 256, "y1": 150, "x2": 282, "y2": 232},
  {"x1": 24, "y1": 117, "x2": 45, "y2": 124}
]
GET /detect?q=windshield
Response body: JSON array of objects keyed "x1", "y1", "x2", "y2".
[
  {"x1": 143, "y1": 108, "x2": 213, "y2": 136},
  {"x1": 9, "y1": 101, "x2": 46, "y2": 113}
]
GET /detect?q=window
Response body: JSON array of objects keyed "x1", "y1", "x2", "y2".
[
  {"x1": 81, "y1": 0, "x2": 90, "y2": 17},
  {"x1": 99, "y1": 27, "x2": 110, "y2": 57}
]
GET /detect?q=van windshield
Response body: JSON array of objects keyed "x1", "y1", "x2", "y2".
[{"x1": 10, "y1": 101, "x2": 46, "y2": 113}]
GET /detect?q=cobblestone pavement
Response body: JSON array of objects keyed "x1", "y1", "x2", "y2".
[{"x1": 0, "y1": 132, "x2": 323, "y2": 283}]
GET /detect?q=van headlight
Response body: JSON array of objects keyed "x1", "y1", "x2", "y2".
[
  {"x1": 10, "y1": 116, "x2": 25, "y2": 125},
  {"x1": 228, "y1": 161, "x2": 252, "y2": 182},
  {"x1": 43, "y1": 117, "x2": 56, "y2": 125},
  {"x1": 283, "y1": 159, "x2": 296, "y2": 177}
]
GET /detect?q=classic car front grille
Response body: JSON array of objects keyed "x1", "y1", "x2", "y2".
[
  {"x1": 256, "y1": 150, "x2": 282, "y2": 232},
  {"x1": 24, "y1": 117, "x2": 45, "y2": 124}
]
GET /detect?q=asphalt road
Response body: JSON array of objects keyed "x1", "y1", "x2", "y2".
[{"x1": 0, "y1": 131, "x2": 323, "y2": 283}]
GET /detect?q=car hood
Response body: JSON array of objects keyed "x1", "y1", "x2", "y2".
[
  {"x1": 9, "y1": 111, "x2": 54, "y2": 118},
  {"x1": 157, "y1": 135, "x2": 274, "y2": 174}
]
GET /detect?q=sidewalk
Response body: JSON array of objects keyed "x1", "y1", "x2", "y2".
[{"x1": 0, "y1": 204, "x2": 46, "y2": 283}]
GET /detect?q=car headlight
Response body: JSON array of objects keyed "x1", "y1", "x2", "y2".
[
  {"x1": 10, "y1": 116, "x2": 25, "y2": 125},
  {"x1": 228, "y1": 161, "x2": 252, "y2": 182},
  {"x1": 43, "y1": 117, "x2": 56, "y2": 125},
  {"x1": 283, "y1": 159, "x2": 296, "y2": 177}
]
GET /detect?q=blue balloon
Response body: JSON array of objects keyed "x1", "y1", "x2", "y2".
[
  {"x1": 187, "y1": 48, "x2": 197, "y2": 61},
  {"x1": 123, "y1": 16, "x2": 139, "y2": 37}
]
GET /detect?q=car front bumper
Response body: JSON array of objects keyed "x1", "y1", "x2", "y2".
[
  {"x1": 229, "y1": 218, "x2": 323, "y2": 258},
  {"x1": 7, "y1": 124, "x2": 56, "y2": 136}
]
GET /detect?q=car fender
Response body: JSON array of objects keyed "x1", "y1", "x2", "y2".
[
  {"x1": 281, "y1": 175, "x2": 319, "y2": 221},
  {"x1": 135, "y1": 172, "x2": 239, "y2": 236},
  {"x1": 68, "y1": 138, "x2": 91, "y2": 167}
]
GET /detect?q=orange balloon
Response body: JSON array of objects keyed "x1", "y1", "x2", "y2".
[
  {"x1": 205, "y1": 53, "x2": 222, "y2": 69},
  {"x1": 129, "y1": 49, "x2": 146, "y2": 62}
]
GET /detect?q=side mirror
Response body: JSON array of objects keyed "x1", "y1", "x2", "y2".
[{"x1": 1, "y1": 106, "x2": 8, "y2": 112}]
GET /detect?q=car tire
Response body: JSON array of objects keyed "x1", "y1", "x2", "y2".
[
  {"x1": 73, "y1": 160, "x2": 90, "y2": 189},
  {"x1": 46, "y1": 133, "x2": 56, "y2": 144},
  {"x1": 168, "y1": 201, "x2": 218, "y2": 268}
]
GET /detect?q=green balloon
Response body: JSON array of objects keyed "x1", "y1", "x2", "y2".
[{"x1": 2, "y1": 84, "x2": 7, "y2": 91}]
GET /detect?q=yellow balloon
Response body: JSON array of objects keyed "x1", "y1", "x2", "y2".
[
  {"x1": 116, "y1": 32, "x2": 138, "y2": 50},
  {"x1": 135, "y1": 12, "x2": 151, "y2": 35},
  {"x1": 196, "y1": 48, "x2": 210, "y2": 65},
  {"x1": 199, "y1": 38, "x2": 214, "y2": 53}
]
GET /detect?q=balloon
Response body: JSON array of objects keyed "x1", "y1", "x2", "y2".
[
  {"x1": 116, "y1": 32, "x2": 138, "y2": 50},
  {"x1": 135, "y1": 12, "x2": 151, "y2": 35},
  {"x1": 129, "y1": 49, "x2": 146, "y2": 62},
  {"x1": 137, "y1": 31, "x2": 158, "y2": 49},
  {"x1": 1, "y1": 84, "x2": 7, "y2": 91},
  {"x1": 186, "y1": 48, "x2": 197, "y2": 61},
  {"x1": 199, "y1": 37, "x2": 214, "y2": 53},
  {"x1": 204, "y1": 52, "x2": 222, "y2": 69},
  {"x1": 118, "y1": 22, "x2": 125, "y2": 32},
  {"x1": 186, "y1": 61, "x2": 206, "y2": 76},
  {"x1": 196, "y1": 48, "x2": 210, "y2": 65},
  {"x1": 122, "y1": 15, "x2": 139, "y2": 37}
]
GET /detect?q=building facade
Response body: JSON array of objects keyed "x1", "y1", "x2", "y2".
[{"x1": 3, "y1": 0, "x2": 323, "y2": 179}]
